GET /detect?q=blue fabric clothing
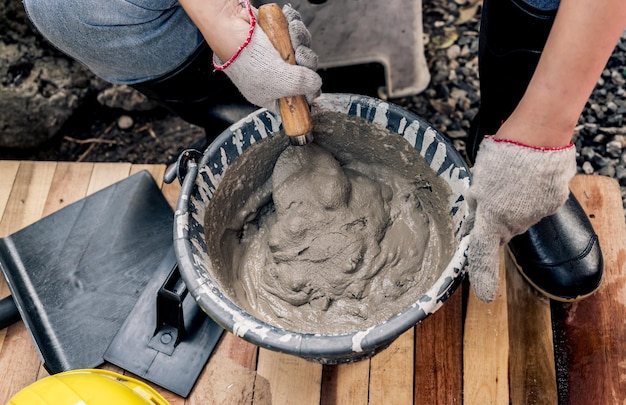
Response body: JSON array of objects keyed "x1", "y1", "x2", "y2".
[
  {"x1": 521, "y1": 0, "x2": 560, "y2": 11},
  {"x1": 23, "y1": 0, "x2": 204, "y2": 84}
]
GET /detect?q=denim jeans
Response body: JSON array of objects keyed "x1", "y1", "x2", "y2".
[
  {"x1": 524, "y1": 0, "x2": 560, "y2": 11},
  {"x1": 23, "y1": 0, "x2": 204, "y2": 84}
]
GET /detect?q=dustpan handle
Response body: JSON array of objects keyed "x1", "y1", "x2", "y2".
[
  {"x1": 155, "y1": 265, "x2": 188, "y2": 340},
  {"x1": 0, "y1": 295, "x2": 20, "y2": 330},
  {"x1": 148, "y1": 262, "x2": 190, "y2": 353}
]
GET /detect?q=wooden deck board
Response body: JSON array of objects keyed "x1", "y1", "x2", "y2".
[
  {"x1": 321, "y1": 360, "x2": 370, "y2": 404},
  {"x1": 256, "y1": 349, "x2": 323, "y2": 405},
  {"x1": 41, "y1": 162, "x2": 94, "y2": 217},
  {"x1": 0, "y1": 161, "x2": 57, "y2": 401},
  {"x1": 0, "y1": 161, "x2": 20, "y2": 218},
  {"x1": 506, "y1": 251, "x2": 557, "y2": 405},
  {"x1": 552, "y1": 175, "x2": 626, "y2": 404},
  {"x1": 0, "y1": 165, "x2": 624, "y2": 404},
  {"x1": 86, "y1": 162, "x2": 132, "y2": 194},
  {"x1": 414, "y1": 286, "x2": 463, "y2": 404},
  {"x1": 463, "y1": 253, "x2": 509, "y2": 405},
  {"x1": 369, "y1": 327, "x2": 415, "y2": 405}
]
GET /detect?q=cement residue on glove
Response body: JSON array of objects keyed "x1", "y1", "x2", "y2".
[{"x1": 206, "y1": 128, "x2": 454, "y2": 334}]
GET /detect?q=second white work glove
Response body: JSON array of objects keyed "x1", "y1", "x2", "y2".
[
  {"x1": 465, "y1": 136, "x2": 577, "y2": 302},
  {"x1": 213, "y1": 2, "x2": 322, "y2": 113}
]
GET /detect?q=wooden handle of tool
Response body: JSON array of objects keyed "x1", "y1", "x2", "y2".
[{"x1": 258, "y1": 3, "x2": 313, "y2": 139}]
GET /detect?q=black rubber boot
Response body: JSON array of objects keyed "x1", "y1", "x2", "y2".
[
  {"x1": 131, "y1": 41, "x2": 257, "y2": 148},
  {"x1": 468, "y1": 0, "x2": 603, "y2": 301}
]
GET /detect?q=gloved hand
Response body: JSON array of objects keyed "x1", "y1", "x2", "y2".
[
  {"x1": 465, "y1": 136, "x2": 577, "y2": 302},
  {"x1": 213, "y1": 2, "x2": 322, "y2": 113}
]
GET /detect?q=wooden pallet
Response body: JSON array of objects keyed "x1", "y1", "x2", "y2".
[{"x1": 0, "y1": 161, "x2": 624, "y2": 404}]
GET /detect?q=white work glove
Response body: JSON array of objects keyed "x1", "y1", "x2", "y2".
[
  {"x1": 465, "y1": 136, "x2": 577, "y2": 302},
  {"x1": 213, "y1": 2, "x2": 322, "y2": 113}
]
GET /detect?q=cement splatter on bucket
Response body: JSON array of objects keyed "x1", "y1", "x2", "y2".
[{"x1": 173, "y1": 93, "x2": 471, "y2": 364}]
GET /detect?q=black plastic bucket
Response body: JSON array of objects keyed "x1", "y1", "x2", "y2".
[{"x1": 172, "y1": 93, "x2": 471, "y2": 364}]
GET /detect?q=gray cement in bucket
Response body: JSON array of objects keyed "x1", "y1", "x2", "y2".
[{"x1": 204, "y1": 110, "x2": 456, "y2": 335}]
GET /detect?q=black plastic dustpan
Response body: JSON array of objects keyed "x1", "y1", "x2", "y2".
[{"x1": 0, "y1": 171, "x2": 173, "y2": 372}]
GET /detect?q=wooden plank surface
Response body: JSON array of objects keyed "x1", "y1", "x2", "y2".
[
  {"x1": 369, "y1": 327, "x2": 415, "y2": 405},
  {"x1": 414, "y1": 286, "x2": 463, "y2": 404},
  {"x1": 321, "y1": 360, "x2": 370, "y2": 404},
  {"x1": 256, "y1": 349, "x2": 323, "y2": 405},
  {"x1": 87, "y1": 162, "x2": 132, "y2": 194},
  {"x1": 42, "y1": 162, "x2": 94, "y2": 217},
  {"x1": 552, "y1": 175, "x2": 626, "y2": 404},
  {"x1": 0, "y1": 161, "x2": 20, "y2": 301},
  {"x1": 0, "y1": 161, "x2": 20, "y2": 381},
  {"x1": 463, "y1": 251, "x2": 509, "y2": 405},
  {"x1": 184, "y1": 334, "x2": 260, "y2": 405},
  {"x1": 160, "y1": 167, "x2": 183, "y2": 208},
  {"x1": 130, "y1": 163, "x2": 166, "y2": 182},
  {"x1": 0, "y1": 161, "x2": 57, "y2": 401},
  {"x1": 505, "y1": 252, "x2": 557, "y2": 405},
  {"x1": 1, "y1": 166, "x2": 625, "y2": 405},
  {"x1": 0, "y1": 161, "x2": 20, "y2": 217},
  {"x1": 0, "y1": 161, "x2": 57, "y2": 234}
]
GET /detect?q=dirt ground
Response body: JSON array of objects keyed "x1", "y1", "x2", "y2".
[{"x1": 0, "y1": 62, "x2": 411, "y2": 165}]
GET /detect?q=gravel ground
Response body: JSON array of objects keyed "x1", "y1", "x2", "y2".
[{"x1": 2, "y1": 0, "x2": 625, "y2": 213}]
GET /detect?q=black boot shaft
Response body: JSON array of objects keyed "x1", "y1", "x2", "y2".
[{"x1": 468, "y1": 0, "x2": 556, "y2": 161}]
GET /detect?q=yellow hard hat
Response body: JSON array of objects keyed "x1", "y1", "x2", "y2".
[{"x1": 8, "y1": 369, "x2": 170, "y2": 405}]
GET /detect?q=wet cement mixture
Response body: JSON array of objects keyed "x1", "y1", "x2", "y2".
[{"x1": 205, "y1": 112, "x2": 455, "y2": 334}]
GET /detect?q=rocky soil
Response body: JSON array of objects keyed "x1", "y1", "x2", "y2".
[{"x1": 1, "y1": 0, "x2": 625, "y2": 212}]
